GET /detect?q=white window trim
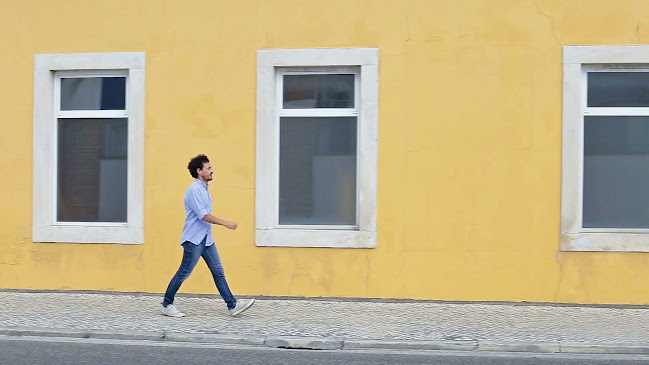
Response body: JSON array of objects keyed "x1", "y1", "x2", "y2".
[
  {"x1": 256, "y1": 48, "x2": 378, "y2": 248},
  {"x1": 562, "y1": 46, "x2": 649, "y2": 252},
  {"x1": 33, "y1": 52, "x2": 145, "y2": 244}
]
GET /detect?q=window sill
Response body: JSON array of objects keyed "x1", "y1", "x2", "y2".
[
  {"x1": 33, "y1": 225, "x2": 143, "y2": 244},
  {"x1": 255, "y1": 228, "x2": 376, "y2": 248},
  {"x1": 560, "y1": 232, "x2": 649, "y2": 252}
]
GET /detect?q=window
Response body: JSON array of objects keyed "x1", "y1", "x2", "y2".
[
  {"x1": 256, "y1": 48, "x2": 378, "y2": 248},
  {"x1": 56, "y1": 73, "x2": 128, "y2": 223},
  {"x1": 33, "y1": 53, "x2": 145, "y2": 244},
  {"x1": 278, "y1": 70, "x2": 359, "y2": 227},
  {"x1": 562, "y1": 46, "x2": 649, "y2": 252}
]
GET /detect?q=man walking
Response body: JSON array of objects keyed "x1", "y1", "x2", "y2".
[{"x1": 160, "y1": 154, "x2": 255, "y2": 317}]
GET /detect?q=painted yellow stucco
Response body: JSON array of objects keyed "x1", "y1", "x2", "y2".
[{"x1": 2, "y1": 0, "x2": 649, "y2": 304}]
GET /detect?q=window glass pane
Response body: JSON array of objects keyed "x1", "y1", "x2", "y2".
[
  {"x1": 583, "y1": 116, "x2": 649, "y2": 228},
  {"x1": 283, "y1": 74, "x2": 354, "y2": 108},
  {"x1": 588, "y1": 72, "x2": 649, "y2": 107},
  {"x1": 57, "y1": 118, "x2": 128, "y2": 222},
  {"x1": 279, "y1": 117, "x2": 357, "y2": 225},
  {"x1": 60, "y1": 77, "x2": 126, "y2": 110}
]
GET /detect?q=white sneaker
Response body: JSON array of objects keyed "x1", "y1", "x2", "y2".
[
  {"x1": 228, "y1": 298, "x2": 255, "y2": 316},
  {"x1": 160, "y1": 304, "x2": 185, "y2": 317}
]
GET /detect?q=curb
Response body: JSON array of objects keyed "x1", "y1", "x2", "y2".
[
  {"x1": 477, "y1": 341, "x2": 561, "y2": 353},
  {"x1": 2, "y1": 327, "x2": 648, "y2": 355},
  {"x1": 164, "y1": 332, "x2": 265, "y2": 346},
  {"x1": 265, "y1": 336, "x2": 344, "y2": 350},
  {"x1": 0, "y1": 327, "x2": 263, "y2": 346},
  {"x1": 477, "y1": 341, "x2": 649, "y2": 355},
  {"x1": 344, "y1": 339, "x2": 478, "y2": 351},
  {"x1": 558, "y1": 343, "x2": 649, "y2": 355}
]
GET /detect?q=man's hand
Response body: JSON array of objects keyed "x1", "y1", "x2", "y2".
[{"x1": 224, "y1": 221, "x2": 238, "y2": 230}]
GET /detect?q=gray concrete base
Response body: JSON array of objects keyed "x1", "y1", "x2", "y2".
[{"x1": 3, "y1": 327, "x2": 649, "y2": 356}]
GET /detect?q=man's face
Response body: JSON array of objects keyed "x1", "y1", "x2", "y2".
[{"x1": 197, "y1": 162, "x2": 213, "y2": 182}]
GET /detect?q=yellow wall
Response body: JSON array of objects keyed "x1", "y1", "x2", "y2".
[{"x1": 2, "y1": 0, "x2": 649, "y2": 304}]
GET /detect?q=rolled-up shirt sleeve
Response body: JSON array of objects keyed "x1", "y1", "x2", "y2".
[{"x1": 187, "y1": 188, "x2": 210, "y2": 220}]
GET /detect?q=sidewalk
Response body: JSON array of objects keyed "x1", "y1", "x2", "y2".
[{"x1": 1, "y1": 290, "x2": 648, "y2": 354}]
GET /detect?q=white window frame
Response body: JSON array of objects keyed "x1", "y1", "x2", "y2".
[
  {"x1": 562, "y1": 46, "x2": 649, "y2": 252},
  {"x1": 256, "y1": 48, "x2": 378, "y2": 248},
  {"x1": 33, "y1": 52, "x2": 145, "y2": 244}
]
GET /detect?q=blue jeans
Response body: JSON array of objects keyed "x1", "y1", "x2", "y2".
[{"x1": 163, "y1": 237, "x2": 237, "y2": 309}]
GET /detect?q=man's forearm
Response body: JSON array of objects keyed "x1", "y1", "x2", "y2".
[
  {"x1": 202, "y1": 214, "x2": 238, "y2": 230},
  {"x1": 202, "y1": 214, "x2": 229, "y2": 226}
]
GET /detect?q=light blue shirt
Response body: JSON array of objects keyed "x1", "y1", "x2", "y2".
[{"x1": 180, "y1": 179, "x2": 215, "y2": 246}]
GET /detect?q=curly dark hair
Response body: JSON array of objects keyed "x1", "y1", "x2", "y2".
[{"x1": 187, "y1": 154, "x2": 210, "y2": 178}]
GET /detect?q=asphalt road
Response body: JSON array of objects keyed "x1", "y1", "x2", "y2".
[{"x1": 1, "y1": 336, "x2": 649, "y2": 365}]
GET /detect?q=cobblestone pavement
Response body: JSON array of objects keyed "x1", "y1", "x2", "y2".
[{"x1": 2, "y1": 291, "x2": 648, "y2": 349}]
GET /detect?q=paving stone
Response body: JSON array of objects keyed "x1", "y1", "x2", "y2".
[{"x1": 1, "y1": 291, "x2": 648, "y2": 352}]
